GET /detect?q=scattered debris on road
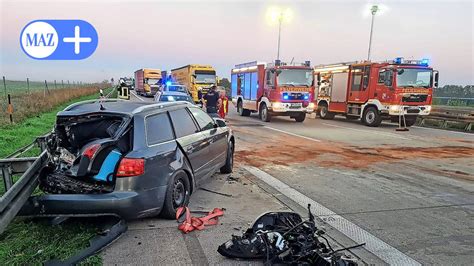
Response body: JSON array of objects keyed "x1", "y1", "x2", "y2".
[
  {"x1": 200, "y1": 187, "x2": 233, "y2": 197},
  {"x1": 218, "y1": 204, "x2": 362, "y2": 265},
  {"x1": 176, "y1": 207, "x2": 225, "y2": 234}
]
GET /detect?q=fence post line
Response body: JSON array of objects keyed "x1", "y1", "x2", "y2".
[
  {"x1": 7, "y1": 94, "x2": 13, "y2": 123},
  {"x1": 2, "y1": 76, "x2": 6, "y2": 99},
  {"x1": 27, "y1": 78, "x2": 30, "y2": 94}
]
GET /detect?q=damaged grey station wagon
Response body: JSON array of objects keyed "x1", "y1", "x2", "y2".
[{"x1": 34, "y1": 100, "x2": 234, "y2": 219}]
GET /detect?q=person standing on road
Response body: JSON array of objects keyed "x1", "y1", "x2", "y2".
[
  {"x1": 218, "y1": 90, "x2": 229, "y2": 119},
  {"x1": 203, "y1": 85, "x2": 220, "y2": 114}
]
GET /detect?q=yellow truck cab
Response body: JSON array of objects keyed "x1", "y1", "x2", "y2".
[
  {"x1": 134, "y1": 68, "x2": 162, "y2": 97},
  {"x1": 171, "y1": 64, "x2": 217, "y2": 103}
]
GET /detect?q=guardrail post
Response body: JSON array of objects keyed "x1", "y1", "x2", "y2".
[{"x1": 2, "y1": 166, "x2": 13, "y2": 191}]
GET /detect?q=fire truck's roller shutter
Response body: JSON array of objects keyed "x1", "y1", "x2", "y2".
[
  {"x1": 250, "y1": 72, "x2": 258, "y2": 100},
  {"x1": 231, "y1": 74, "x2": 238, "y2": 98},
  {"x1": 331, "y1": 72, "x2": 349, "y2": 102},
  {"x1": 244, "y1": 73, "x2": 251, "y2": 99}
]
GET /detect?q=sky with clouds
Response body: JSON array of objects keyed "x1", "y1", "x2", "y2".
[{"x1": 1, "y1": 0, "x2": 473, "y2": 85}]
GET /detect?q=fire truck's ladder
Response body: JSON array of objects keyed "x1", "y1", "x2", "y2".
[{"x1": 396, "y1": 106, "x2": 409, "y2": 131}]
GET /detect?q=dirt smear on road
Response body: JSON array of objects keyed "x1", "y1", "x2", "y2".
[{"x1": 233, "y1": 127, "x2": 474, "y2": 180}]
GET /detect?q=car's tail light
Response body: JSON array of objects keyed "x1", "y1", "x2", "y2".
[
  {"x1": 82, "y1": 144, "x2": 101, "y2": 159},
  {"x1": 116, "y1": 158, "x2": 145, "y2": 177}
]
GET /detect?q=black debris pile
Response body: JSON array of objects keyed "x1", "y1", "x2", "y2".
[{"x1": 218, "y1": 205, "x2": 363, "y2": 265}]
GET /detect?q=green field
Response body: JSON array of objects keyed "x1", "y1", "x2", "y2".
[
  {"x1": 0, "y1": 88, "x2": 115, "y2": 265},
  {"x1": 2, "y1": 79, "x2": 89, "y2": 95}
]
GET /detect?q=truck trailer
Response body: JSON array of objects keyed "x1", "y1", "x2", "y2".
[
  {"x1": 171, "y1": 64, "x2": 217, "y2": 103},
  {"x1": 314, "y1": 58, "x2": 438, "y2": 127},
  {"x1": 134, "y1": 68, "x2": 162, "y2": 97},
  {"x1": 231, "y1": 60, "x2": 315, "y2": 122}
]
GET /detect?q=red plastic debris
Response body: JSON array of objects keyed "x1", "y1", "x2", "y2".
[{"x1": 176, "y1": 207, "x2": 225, "y2": 233}]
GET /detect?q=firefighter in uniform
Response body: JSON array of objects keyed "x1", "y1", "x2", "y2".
[{"x1": 218, "y1": 90, "x2": 229, "y2": 119}]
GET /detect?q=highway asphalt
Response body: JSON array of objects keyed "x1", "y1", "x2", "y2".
[{"x1": 103, "y1": 91, "x2": 473, "y2": 265}]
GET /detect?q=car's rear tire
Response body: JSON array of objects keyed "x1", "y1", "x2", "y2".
[
  {"x1": 161, "y1": 171, "x2": 191, "y2": 219},
  {"x1": 220, "y1": 141, "x2": 234, "y2": 174}
]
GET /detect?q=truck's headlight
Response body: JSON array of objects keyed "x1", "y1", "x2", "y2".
[
  {"x1": 426, "y1": 106, "x2": 431, "y2": 112},
  {"x1": 308, "y1": 103, "x2": 315, "y2": 109},
  {"x1": 273, "y1": 102, "x2": 283, "y2": 108},
  {"x1": 390, "y1": 105, "x2": 401, "y2": 111}
]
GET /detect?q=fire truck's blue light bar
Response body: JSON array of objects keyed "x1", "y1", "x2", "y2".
[
  {"x1": 421, "y1": 59, "x2": 429, "y2": 65},
  {"x1": 166, "y1": 81, "x2": 172, "y2": 86},
  {"x1": 304, "y1": 94, "x2": 309, "y2": 100},
  {"x1": 394, "y1": 57, "x2": 403, "y2": 64},
  {"x1": 283, "y1": 93, "x2": 289, "y2": 100}
]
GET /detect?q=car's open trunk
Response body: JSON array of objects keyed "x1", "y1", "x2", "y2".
[{"x1": 39, "y1": 113, "x2": 133, "y2": 194}]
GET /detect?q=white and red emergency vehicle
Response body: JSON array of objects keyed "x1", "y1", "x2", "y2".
[
  {"x1": 231, "y1": 60, "x2": 315, "y2": 122},
  {"x1": 314, "y1": 58, "x2": 438, "y2": 127}
]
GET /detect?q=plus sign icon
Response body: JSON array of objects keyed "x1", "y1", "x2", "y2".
[{"x1": 20, "y1": 20, "x2": 98, "y2": 60}]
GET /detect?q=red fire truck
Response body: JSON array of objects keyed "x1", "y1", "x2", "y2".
[
  {"x1": 314, "y1": 58, "x2": 439, "y2": 127},
  {"x1": 231, "y1": 60, "x2": 315, "y2": 122}
]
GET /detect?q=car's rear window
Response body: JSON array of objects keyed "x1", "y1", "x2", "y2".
[
  {"x1": 146, "y1": 113, "x2": 174, "y2": 145},
  {"x1": 160, "y1": 95, "x2": 192, "y2": 103},
  {"x1": 169, "y1": 109, "x2": 198, "y2": 138}
]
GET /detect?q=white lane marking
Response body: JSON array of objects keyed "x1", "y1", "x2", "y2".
[
  {"x1": 412, "y1": 126, "x2": 474, "y2": 136},
  {"x1": 131, "y1": 91, "x2": 145, "y2": 102},
  {"x1": 245, "y1": 166, "x2": 421, "y2": 266},
  {"x1": 264, "y1": 126, "x2": 321, "y2": 142},
  {"x1": 322, "y1": 123, "x2": 411, "y2": 140}
]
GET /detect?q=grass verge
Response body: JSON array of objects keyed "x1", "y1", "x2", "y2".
[{"x1": 0, "y1": 88, "x2": 115, "y2": 265}]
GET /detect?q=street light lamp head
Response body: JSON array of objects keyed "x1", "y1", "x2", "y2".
[
  {"x1": 266, "y1": 6, "x2": 293, "y2": 25},
  {"x1": 371, "y1": 5, "x2": 379, "y2": 15}
]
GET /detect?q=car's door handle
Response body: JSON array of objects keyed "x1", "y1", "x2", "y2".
[{"x1": 186, "y1": 146, "x2": 193, "y2": 152}]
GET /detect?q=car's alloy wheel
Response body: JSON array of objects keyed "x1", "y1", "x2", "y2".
[
  {"x1": 161, "y1": 171, "x2": 190, "y2": 219},
  {"x1": 172, "y1": 179, "x2": 186, "y2": 208}
]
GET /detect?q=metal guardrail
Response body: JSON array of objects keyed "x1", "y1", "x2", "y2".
[
  {"x1": 0, "y1": 151, "x2": 48, "y2": 233},
  {"x1": 420, "y1": 106, "x2": 474, "y2": 131}
]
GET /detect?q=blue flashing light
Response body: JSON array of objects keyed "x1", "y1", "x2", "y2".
[
  {"x1": 282, "y1": 93, "x2": 289, "y2": 100},
  {"x1": 166, "y1": 81, "x2": 172, "y2": 86},
  {"x1": 421, "y1": 58, "x2": 429, "y2": 66},
  {"x1": 394, "y1": 57, "x2": 403, "y2": 64},
  {"x1": 304, "y1": 94, "x2": 309, "y2": 100}
]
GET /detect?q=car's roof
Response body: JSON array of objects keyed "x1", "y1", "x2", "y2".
[
  {"x1": 161, "y1": 91, "x2": 190, "y2": 96},
  {"x1": 60, "y1": 99, "x2": 191, "y2": 116}
]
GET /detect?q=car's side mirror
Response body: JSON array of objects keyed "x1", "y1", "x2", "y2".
[
  {"x1": 434, "y1": 71, "x2": 439, "y2": 88},
  {"x1": 215, "y1": 120, "x2": 226, "y2": 127}
]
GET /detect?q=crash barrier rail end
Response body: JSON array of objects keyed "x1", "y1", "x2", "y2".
[{"x1": 0, "y1": 151, "x2": 48, "y2": 234}]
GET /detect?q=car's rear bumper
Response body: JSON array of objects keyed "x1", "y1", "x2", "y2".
[{"x1": 20, "y1": 185, "x2": 168, "y2": 220}]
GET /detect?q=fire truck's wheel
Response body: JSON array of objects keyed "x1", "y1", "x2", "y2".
[
  {"x1": 362, "y1": 107, "x2": 382, "y2": 127},
  {"x1": 319, "y1": 104, "x2": 335, "y2": 120},
  {"x1": 237, "y1": 100, "x2": 250, "y2": 116},
  {"x1": 260, "y1": 103, "x2": 271, "y2": 122},
  {"x1": 294, "y1": 113, "x2": 306, "y2": 122}
]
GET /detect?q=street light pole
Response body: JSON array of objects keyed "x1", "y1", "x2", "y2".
[
  {"x1": 367, "y1": 5, "x2": 379, "y2": 61},
  {"x1": 277, "y1": 14, "x2": 282, "y2": 60}
]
